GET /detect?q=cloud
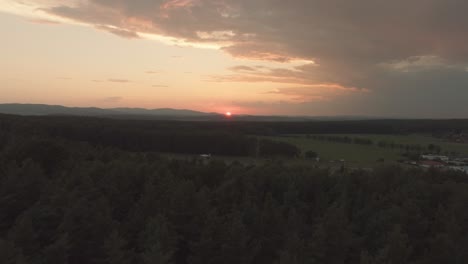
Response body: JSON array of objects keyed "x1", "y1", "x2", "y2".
[
  {"x1": 14, "y1": 1, "x2": 468, "y2": 65},
  {"x1": 146, "y1": 70, "x2": 161, "y2": 74},
  {"x1": 6, "y1": 0, "x2": 468, "y2": 116},
  {"x1": 266, "y1": 85, "x2": 369, "y2": 103},
  {"x1": 107, "y1": 78, "x2": 131, "y2": 83},
  {"x1": 210, "y1": 63, "x2": 369, "y2": 94},
  {"x1": 228, "y1": 65, "x2": 258, "y2": 72},
  {"x1": 21, "y1": 1, "x2": 468, "y2": 66},
  {"x1": 152, "y1": 84, "x2": 169, "y2": 88},
  {"x1": 27, "y1": 18, "x2": 61, "y2": 25},
  {"x1": 95, "y1": 25, "x2": 140, "y2": 38},
  {"x1": 380, "y1": 55, "x2": 466, "y2": 73}
]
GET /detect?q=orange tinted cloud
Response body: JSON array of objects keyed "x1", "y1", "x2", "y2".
[
  {"x1": 161, "y1": 0, "x2": 197, "y2": 10},
  {"x1": 108, "y1": 79, "x2": 132, "y2": 83},
  {"x1": 3, "y1": 0, "x2": 468, "y2": 117}
]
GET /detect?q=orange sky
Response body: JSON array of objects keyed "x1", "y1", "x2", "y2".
[
  {"x1": 2, "y1": 1, "x2": 468, "y2": 117},
  {"x1": 0, "y1": 12, "x2": 282, "y2": 115},
  {"x1": 0, "y1": 1, "x2": 367, "y2": 116}
]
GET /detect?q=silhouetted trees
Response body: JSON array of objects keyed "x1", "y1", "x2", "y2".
[{"x1": 0, "y1": 115, "x2": 467, "y2": 263}]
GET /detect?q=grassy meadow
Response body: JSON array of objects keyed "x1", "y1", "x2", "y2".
[{"x1": 268, "y1": 134, "x2": 468, "y2": 166}]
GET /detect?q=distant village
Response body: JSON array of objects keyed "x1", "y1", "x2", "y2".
[{"x1": 406, "y1": 154, "x2": 468, "y2": 174}]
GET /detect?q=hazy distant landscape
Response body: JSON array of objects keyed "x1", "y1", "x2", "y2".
[
  {"x1": 2, "y1": 0, "x2": 468, "y2": 263},
  {"x1": 0, "y1": 104, "x2": 391, "y2": 121},
  {"x1": 1, "y1": 111, "x2": 468, "y2": 263},
  {"x1": 271, "y1": 134, "x2": 468, "y2": 166},
  {"x1": 0, "y1": 103, "x2": 220, "y2": 119}
]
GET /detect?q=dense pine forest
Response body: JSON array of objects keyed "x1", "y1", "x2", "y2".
[{"x1": 1, "y1": 114, "x2": 467, "y2": 263}]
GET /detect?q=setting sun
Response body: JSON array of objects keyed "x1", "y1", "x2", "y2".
[{"x1": 225, "y1": 112, "x2": 232, "y2": 117}]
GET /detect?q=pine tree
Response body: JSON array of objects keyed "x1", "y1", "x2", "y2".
[
  {"x1": 0, "y1": 238, "x2": 18, "y2": 264},
  {"x1": 104, "y1": 230, "x2": 131, "y2": 264},
  {"x1": 360, "y1": 250, "x2": 389, "y2": 264},
  {"x1": 8, "y1": 213, "x2": 40, "y2": 259},
  {"x1": 15, "y1": 252, "x2": 29, "y2": 264},
  {"x1": 140, "y1": 215, "x2": 176, "y2": 264},
  {"x1": 250, "y1": 193, "x2": 284, "y2": 264},
  {"x1": 42, "y1": 234, "x2": 69, "y2": 264},
  {"x1": 188, "y1": 209, "x2": 221, "y2": 264},
  {"x1": 308, "y1": 206, "x2": 356, "y2": 264},
  {"x1": 276, "y1": 233, "x2": 304, "y2": 264},
  {"x1": 59, "y1": 196, "x2": 113, "y2": 264},
  {"x1": 221, "y1": 210, "x2": 254, "y2": 264},
  {"x1": 142, "y1": 243, "x2": 173, "y2": 264},
  {"x1": 277, "y1": 250, "x2": 299, "y2": 264},
  {"x1": 0, "y1": 161, "x2": 44, "y2": 234},
  {"x1": 367, "y1": 225, "x2": 412, "y2": 264},
  {"x1": 384, "y1": 225, "x2": 412, "y2": 264}
]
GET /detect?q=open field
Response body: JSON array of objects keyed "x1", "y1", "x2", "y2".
[
  {"x1": 337, "y1": 134, "x2": 468, "y2": 154},
  {"x1": 163, "y1": 134, "x2": 468, "y2": 168},
  {"x1": 268, "y1": 134, "x2": 468, "y2": 166}
]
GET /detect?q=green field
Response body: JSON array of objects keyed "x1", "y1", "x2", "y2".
[
  {"x1": 268, "y1": 134, "x2": 468, "y2": 166},
  {"x1": 161, "y1": 134, "x2": 468, "y2": 167}
]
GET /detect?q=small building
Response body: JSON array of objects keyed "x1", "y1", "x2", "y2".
[
  {"x1": 419, "y1": 160, "x2": 445, "y2": 168},
  {"x1": 448, "y1": 161, "x2": 466, "y2": 166},
  {"x1": 448, "y1": 166, "x2": 468, "y2": 174},
  {"x1": 198, "y1": 154, "x2": 212, "y2": 165},
  {"x1": 454, "y1": 157, "x2": 468, "y2": 163},
  {"x1": 421, "y1": 154, "x2": 449, "y2": 162}
]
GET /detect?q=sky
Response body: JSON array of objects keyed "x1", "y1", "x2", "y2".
[{"x1": 1, "y1": 0, "x2": 468, "y2": 117}]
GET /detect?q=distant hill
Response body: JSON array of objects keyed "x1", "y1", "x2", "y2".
[
  {"x1": 0, "y1": 103, "x2": 388, "y2": 121},
  {"x1": 0, "y1": 104, "x2": 218, "y2": 118},
  {"x1": 0, "y1": 104, "x2": 116, "y2": 116},
  {"x1": 111, "y1": 107, "x2": 216, "y2": 117}
]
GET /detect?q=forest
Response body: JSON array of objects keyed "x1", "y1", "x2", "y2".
[{"x1": 0, "y1": 114, "x2": 467, "y2": 263}]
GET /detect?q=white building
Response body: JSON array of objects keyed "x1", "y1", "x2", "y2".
[
  {"x1": 421, "y1": 154, "x2": 449, "y2": 162},
  {"x1": 448, "y1": 166, "x2": 468, "y2": 174}
]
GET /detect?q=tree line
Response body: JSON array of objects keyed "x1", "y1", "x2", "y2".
[
  {"x1": 305, "y1": 135, "x2": 454, "y2": 158},
  {"x1": 2, "y1": 114, "x2": 468, "y2": 136},
  {"x1": 0, "y1": 114, "x2": 299, "y2": 158},
  {"x1": 0, "y1": 114, "x2": 467, "y2": 263}
]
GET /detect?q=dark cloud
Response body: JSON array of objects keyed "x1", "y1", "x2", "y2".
[
  {"x1": 42, "y1": 1, "x2": 468, "y2": 59},
  {"x1": 22, "y1": 0, "x2": 468, "y2": 115},
  {"x1": 42, "y1": 1, "x2": 468, "y2": 64}
]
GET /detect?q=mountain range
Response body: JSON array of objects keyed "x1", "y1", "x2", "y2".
[
  {"x1": 0, "y1": 103, "x2": 382, "y2": 121},
  {"x1": 0, "y1": 103, "x2": 219, "y2": 119}
]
